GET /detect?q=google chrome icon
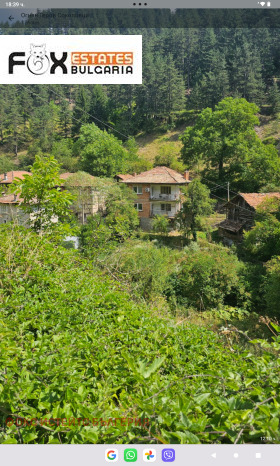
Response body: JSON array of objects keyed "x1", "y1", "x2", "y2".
[{"x1": 105, "y1": 449, "x2": 118, "y2": 462}]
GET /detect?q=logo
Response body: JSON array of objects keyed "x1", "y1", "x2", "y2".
[
  {"x1": 162, "y1": 449, "x2": 175, "y2": 462},
  {"x1": 124, "y1": 448, "x2": 137, "y2": 462},
  {"x1": 27, "y1": 44, "x2": 50, "y2": 75},
  {"x1": 0, "y1": 35, "x2": 142, "y2": 84},
  {"x1": 143, "y1": 449, "x2": 156, "y2": 462},
  {"x1": 105, "y1": 449, "x2": 118, "y2": 462}
]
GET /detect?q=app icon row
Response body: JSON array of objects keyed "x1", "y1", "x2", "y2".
[{"x1": 105, "y1": 448, "x2": 175, "y2": 462}]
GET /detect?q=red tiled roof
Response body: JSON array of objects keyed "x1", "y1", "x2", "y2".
[
  {"x1": 240, "y1": 192, "x2": 280, "y2": 209},
  {"x1": 0, "y1": 171, "x2": 30, "y2": 184},
  {"x1": 0, "y1": 194, "x2": 23, "y2": 204},
  {"x1": 118, "y1": 166, "x2": 190, "y2": 184},
  {"x1": 116, "y1": 174, "x2": 133, "y2": 181},
  {"x1": 59, "y1": 172, "x2": 75, "y2": 180}
]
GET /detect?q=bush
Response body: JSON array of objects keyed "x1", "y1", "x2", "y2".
[
  {"x1": 264, "y1": 256, "x2": 280, "y2": 315},
  {"x1": 0, "y1": 226, "x2": 280, "y2": 445},
  {"x1": 168, "y1": 246, "x2": 249, "y2": 310},
  {"x1": 108, "y1": 240, "x2": 179, "y2": 300},
  {"x1": 152, "y1": 215, "x2": 169, "y2": 235}
]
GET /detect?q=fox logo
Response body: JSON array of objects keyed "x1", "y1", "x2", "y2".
[{"x1": 27, "y1": 44, "x2": 50, "y2": 75}]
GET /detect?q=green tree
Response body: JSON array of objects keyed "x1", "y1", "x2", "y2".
[
  {"x1": 152, "y1": 214, "x2": 169, "y2": 235},
  {"x1": 190, "y1": 52, "x2": 229, "y2": 110},
  {"x1": 105, "y1": 184, "x2": 139, "y2": 241},
  {"x1": 244, "y1": 197, "x2": 280, "y2": 262},
  {"x1": 168, "y1": 246, "x2": 247, "y2": 310},
  {"x1": 268, "y1": 81, "x2": 280, "y2": 116},
  {"x1": 89, "y1": 85, "x2": 109, "y2": 129},
  {"x1": 80, "y1": 183, "x2": 139, "y2": 255},
  {"x1": 51, "y1": 139, "x2": 79, "y2": 172},
  {"x1": 176, "y1": 180, "x2": 214, "y2": 241},
  {"x1": 264, "y1": 256, "x2": 280, "y2": 315},
  {"x1": 72, "y1": 87, "x2": 91, "y2": 136},
  {"x1": 80, "y1": 213, "x2": 113, "y2": 256},
  {"x1": 0, "y1": 155, "x2": 15, "y2": 173},
  {"x1": 181, "y1": 98, "x2": 280, "y2": 190},
  {"x1": 11, "y1": 155, "x2": 73, "y2": 235},
  {"x1": 77, "y1": 123, "x2": 131, "y2": 177}
]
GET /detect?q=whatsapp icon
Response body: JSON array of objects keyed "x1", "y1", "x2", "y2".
[{"x1": 124, "y1": 448, "x2": 137, "y2": 462}]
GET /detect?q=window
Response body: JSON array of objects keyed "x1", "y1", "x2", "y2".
[
  {"x1": 161, "y1": 204, "x2": 172, "y2": 212},
  {"x1": 161, "y1": 186, "x2": 171, "y2": 195},
  {"x1": 134, "y1": 203, "x2": 143, "y2": 211},
  {"x1": 133, "y1": 186, "x2": 142, "y2": 194}
]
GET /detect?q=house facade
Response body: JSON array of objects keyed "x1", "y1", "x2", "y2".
[
  {"x1": 0, "y1": 171, "x2": 106, "y2": 225},
  {"x1": 117, "y1": 166, "x2": 191, "y2": 230},
  {"x1": 218, "y1": 192, "x2": 280, "y2": 242},
  {"x1": 0, "y1": 172, "x2": 31, "y2": 225},
  {"x1": 59, "y1": 172, "x2": 106, "y2": 224}
]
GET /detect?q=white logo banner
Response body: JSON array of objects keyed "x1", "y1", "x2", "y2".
[{"x1": 0, "y1": 35, "x2": 142, "y2": 84}]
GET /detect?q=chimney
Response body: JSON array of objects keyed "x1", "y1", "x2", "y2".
[
  {"x1": 183, "y1": 170, "x2": 190, "y2": 181},
  {"x1": 3, "y1": 173, "x2": 7, "y2": 181}
]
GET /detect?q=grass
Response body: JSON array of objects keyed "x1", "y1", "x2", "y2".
[{"x1": 136, "y1": 125, "x2": 186, "y2": 163}]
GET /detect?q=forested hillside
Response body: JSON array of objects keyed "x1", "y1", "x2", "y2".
[{"x1": 1, "y1": 28, "x2": 280, "y2": 176}]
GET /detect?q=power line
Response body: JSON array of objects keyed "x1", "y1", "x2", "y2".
[
  {"x1": 210, "y1": 192, "x2": 256, "y2": 216},
  {"x1": 47, "y1": 85, "x2": 131, "y2": 140},
  {"x1": 17, "y1": 84, "x2": 131, "y2": 141}
]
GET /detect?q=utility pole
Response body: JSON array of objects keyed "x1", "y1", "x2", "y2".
[{"x1": 227, "y1": 182, "x2": 230, "y2": 202}]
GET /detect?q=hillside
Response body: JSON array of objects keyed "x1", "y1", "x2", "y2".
[{"x1": 1, "y1": 225, "x2": 280, "y2": 445}]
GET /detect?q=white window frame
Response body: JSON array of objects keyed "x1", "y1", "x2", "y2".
[
  {"x1": 134, "y1": 203, "x2": 143, "y2": 211},
  {"x1": 133, "y1": 186, "x2": 143, "y2": 194}
]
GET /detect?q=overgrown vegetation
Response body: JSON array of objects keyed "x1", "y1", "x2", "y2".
[{"x1": 1, "y1": 226, "x2": 280, "y2": 445}]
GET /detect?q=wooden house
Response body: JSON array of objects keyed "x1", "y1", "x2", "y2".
[{"x1": 218, "y1": 192, "x2": 280, "y2": 242}]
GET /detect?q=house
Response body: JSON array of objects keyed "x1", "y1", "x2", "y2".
[
  {"x1": 0, "y1": 171, "x2": 30, "y2": 189},
  {"x1": 116, "y1": 166, "x2": 191, "y2": 230},
  {"x1": 218, "y1": 192, "x2": 280, "y2": 242},
  {"x1": 0, "y1": 172, "x2": 31, "y2": 225},
  {"x1": 0, "y1": 170, "x2": 106, "y2": 225},
  {"x1": 59, "y1": 172, "x2": 106, "y2": 224},
  {"x1": 0, "y1": 193, "x2": 29, "y2": 225}
]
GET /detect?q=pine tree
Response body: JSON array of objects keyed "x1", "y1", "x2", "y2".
[
  {"x1": 72, "y1": 87, "x2": 91, "y2": 136},
  {"x1": 268, "y1": 81, "x2": 280, "y2": 116}
]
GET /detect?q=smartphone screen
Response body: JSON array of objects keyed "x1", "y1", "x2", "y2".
[{"x1": 0, "y1": 1, "x2": 280, "y2": 465}]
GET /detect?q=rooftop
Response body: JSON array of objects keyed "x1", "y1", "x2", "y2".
[
  {"x1": 0, "y1": 194, "x2": 23, "y2": 204},
  {"x1": 239, "y1": 192, "x2": 280, "y2": 209},
  {"x1": 118, "y1": 166, "x2": 190, "y2": 185},
  {"x1": 0, "y1": 171, "x2": 30, "y2": 184}
]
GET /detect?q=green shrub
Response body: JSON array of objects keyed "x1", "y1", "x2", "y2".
[
  {"x1": 264, "y1": 256, "x2": 280, "y2": 315},
  {"x1": 0, "y1": 226, "x2": 279, "y2": 445},
  {"x1": 168, "y1": 246, "x2": 249, "y2": 310},
  {"x1": 152, "y1": 215, "x2": 169, "y2": 235},
  {"x1": 108, "y1": 240, "x2": 179, "y2": 300}
]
